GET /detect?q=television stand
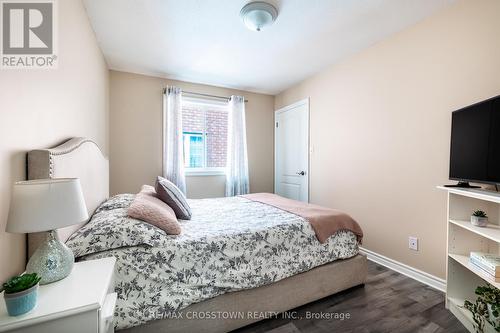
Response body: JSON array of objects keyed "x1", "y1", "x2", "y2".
[
  {"x1": 444, "y1": 181, "x2": 481, "y2": 189},
  {"x1": 437, "y1": 186, "x2": 500, "y2": 332}
]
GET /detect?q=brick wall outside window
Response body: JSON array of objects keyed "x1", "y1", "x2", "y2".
[{"x1": 182, "y1": 102, "x2": 228, "y2": 168}]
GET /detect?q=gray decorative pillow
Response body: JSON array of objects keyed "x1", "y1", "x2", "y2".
[{"x1": 155, "y1": 176, "x2": 192, "y2": 220}]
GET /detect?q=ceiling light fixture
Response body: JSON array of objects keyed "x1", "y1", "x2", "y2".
[{"x1": 240, "y1": 2, "x2": 278, "y2": 32}]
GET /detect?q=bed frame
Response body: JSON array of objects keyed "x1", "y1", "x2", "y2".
[{"x1": 26, "y1": 137, "x2": 367, "y2": 333}]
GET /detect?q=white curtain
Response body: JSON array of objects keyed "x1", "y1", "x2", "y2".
[
  {"x1": 163, "y1": 86, "x2": 186, "y2": 194},
  {"x1": 225, "y1": 95, "x2": 249, "y2": 196}
]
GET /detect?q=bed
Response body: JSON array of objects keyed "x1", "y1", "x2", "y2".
[{"x1": 26, "y1": 137, "x2": 367, "y2": 333}]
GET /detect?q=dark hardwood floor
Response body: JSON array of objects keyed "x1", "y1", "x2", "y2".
[{"x1": 234, "y1": 261, "x2": 467, "y2": 333}]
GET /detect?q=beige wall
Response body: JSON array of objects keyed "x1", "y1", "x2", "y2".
[
  {"x1": 0, "y1": 0, "x2": 109, "y2": 282},
  {"x1": 275, "y1": 0, "x2": 500, "y2": 278},
  {"x1": 109, "y1": 70, "x2": 274, "y2": 198}
]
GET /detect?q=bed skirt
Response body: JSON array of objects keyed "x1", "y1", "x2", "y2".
[{"x1": 119, "y1": 254, "x2": 367, "y2": 333}]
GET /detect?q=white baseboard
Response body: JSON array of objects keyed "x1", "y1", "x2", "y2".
[{"x1": 360, "y1": 247, "x2": 446, "y2": 292}]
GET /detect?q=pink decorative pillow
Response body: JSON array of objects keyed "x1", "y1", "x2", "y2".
[
  {"x1": 140, "y1": 184, "x2": 156, "y2": 196},
  {"x1": 127, "y1": 185, "x2": 181, "y2": 235}
]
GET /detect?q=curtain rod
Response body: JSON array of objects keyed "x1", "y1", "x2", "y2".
[{"x1": 164, "y1": 88, "x2": 248, "y2": 103}]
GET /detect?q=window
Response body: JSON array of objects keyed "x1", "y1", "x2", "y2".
[
  {"x1": 182, "y1": 99, "x2": 228, "y2": 175},
  {"x1": 183, "y1": 133, "x2": 204, "y2": 168}
]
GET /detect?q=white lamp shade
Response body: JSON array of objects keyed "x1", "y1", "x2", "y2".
[{"x1": 6, "y1": 178, "x2": 89, "y2": 233}]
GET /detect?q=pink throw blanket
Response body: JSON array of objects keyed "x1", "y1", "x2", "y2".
[{"x1": 241, "y1": 193, "x2": 363, "y2": 244}]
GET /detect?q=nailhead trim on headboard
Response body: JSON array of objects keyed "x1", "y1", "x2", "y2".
[
  {"x1": 49, "y1": 156, "x2": 53, "y2": 177},
  {"x1": 44, "y1": 138, "x2": 103, "y2": 177},
  {"x1": 49, "y1": 138, "x2": 103, "y2": 155}
]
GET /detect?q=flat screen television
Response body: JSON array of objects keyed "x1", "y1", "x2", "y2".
[{"x1": 448, "y1": 95, "x2": 500, "y2": 187}]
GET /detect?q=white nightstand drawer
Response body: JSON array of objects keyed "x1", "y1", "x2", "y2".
[{"x1": 8, "y1": 310, "x2": 98, "y2": 333}]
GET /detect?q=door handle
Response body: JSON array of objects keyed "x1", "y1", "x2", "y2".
[{"x1": 296, "y1": 171, "x2": 306, "y2": 176}]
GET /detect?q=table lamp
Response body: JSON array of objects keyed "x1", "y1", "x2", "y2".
[{"x1": 6, "y1": 178, "x2": 88, "y2": 284}]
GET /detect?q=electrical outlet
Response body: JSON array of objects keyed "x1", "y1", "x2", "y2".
[{"x1": 409, "y1": 237, "x2": 418, "y2": 251}]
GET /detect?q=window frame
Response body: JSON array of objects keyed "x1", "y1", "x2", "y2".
[{"x1": 182, "y1": 97, "x2": 228, "y2": 176}]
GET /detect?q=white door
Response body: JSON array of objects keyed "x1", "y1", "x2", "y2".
[{"x1": 275, "y1": 98, "x2": 309, "y2": 202}]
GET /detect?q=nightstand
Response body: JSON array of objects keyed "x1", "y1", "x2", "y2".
[{"x1": 0, "y1": 257, "x2": 116, "y2": 333}]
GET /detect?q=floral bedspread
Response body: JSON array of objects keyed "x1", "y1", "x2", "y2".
[{"x1": 66, "y1": 194, "x2": 359, "y2": 330}]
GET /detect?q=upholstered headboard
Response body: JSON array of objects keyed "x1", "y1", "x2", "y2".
[{"x1": 27, "y1": 137, "x2": 109, "y2": 258}]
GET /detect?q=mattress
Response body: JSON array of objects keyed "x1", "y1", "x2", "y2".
[{"x1": 66, "y1": 194, "x2": 359, "y2": 330}]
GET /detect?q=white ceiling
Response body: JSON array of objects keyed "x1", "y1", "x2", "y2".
[{"x1": 83, "y1": 0, "x2": 455, "y2": 95}]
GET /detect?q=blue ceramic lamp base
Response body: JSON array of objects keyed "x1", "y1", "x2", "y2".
[{"x1": 26, "y1": 230, "x2": 74, "y2": 284}]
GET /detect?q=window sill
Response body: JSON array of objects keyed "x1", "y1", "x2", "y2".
[{"x1": 185, "y1": 169, "x2": 226, "y2": 177}]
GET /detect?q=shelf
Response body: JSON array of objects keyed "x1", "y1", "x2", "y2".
[
  {"x1": 449, "y1": 219, "x2": 500, "y2": 243},
  {"x1": 449, "y1": 254, "x2": 500, "y2": 289},
  {"x1": 448, "y1": 297, "x2": 496, "y2": 333},
  {"x1": 438, "y1": 186, "x2": 500, "y2": 204},
  {"x1": 443, "y1": 184, "x2": 500, "y2": 333}
]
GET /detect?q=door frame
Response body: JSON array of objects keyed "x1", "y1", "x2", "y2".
[{"x1": 274, "y1": 97, "x2": 310, "y2": 202}]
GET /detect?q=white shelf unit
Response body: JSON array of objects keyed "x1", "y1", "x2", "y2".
[{"x1": 439, "y1": 186, "x2": 500, "y2": 333}]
